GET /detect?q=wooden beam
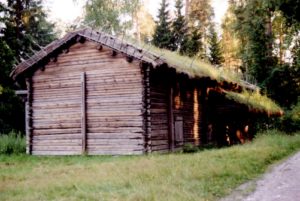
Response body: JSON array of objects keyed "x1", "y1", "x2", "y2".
[
  {"x1": 15, "y1": 90, "x2": 28, "y2": 96},
  {"x1": 142, "y1": 64, "x2": 151, "y2": 153},
  {"x1": 25, "y1": 78, "x2": 33, "y2": 154},
  {"x1": 168, "y1": 86, "x2": 174, "y2": 151},
  {"x1": 81, "y1": 72, "x2": 87, "y2": 154}
]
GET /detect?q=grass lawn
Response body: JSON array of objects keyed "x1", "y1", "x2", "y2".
[{"x1": 1, "y1": 130, "x2": 300, "y2": 201}]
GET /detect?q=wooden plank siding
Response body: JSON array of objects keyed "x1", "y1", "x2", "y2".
[{"x1": 30, "y1": 40, "x2": 144, "y2": 155}]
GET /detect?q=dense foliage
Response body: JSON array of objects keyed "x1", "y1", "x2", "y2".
[
  {"x1": 152, "y1": 0, "x2": 173, "y2": 49},
  {"x1": 0, "y1": 0, "x2": 56, "y2": 133},
  {"x1": 0, "y1": 131, "x2": 25, "y2": 154},
  {"x1": 84, "y1": 0, "x2": 140, "y2": 34},
  {"x1": 169, "y1": 0, "x2": 188, "y2": 52},
  {"x1": 208, "y1": 25, "x2": 224, "y2": 66}
]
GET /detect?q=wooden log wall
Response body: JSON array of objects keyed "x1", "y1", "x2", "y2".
[
  {"x1": 206, "y1": 91, "x2": 253, "y2": 146},
  {"x1": 172, "y1": 77, "x2": 202, "y2": 147},
  {"x1": 30, "y1": 40, "x2": 144, "y2": 155},
  {"x1": 149, "y1": 70, "x2": 170, "y2": 152}
]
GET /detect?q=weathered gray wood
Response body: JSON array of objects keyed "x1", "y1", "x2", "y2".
[
  {"x1": 25, "y1": 102, "x2": 30, "y2": 154},
  {"x1": 81, "y1": 72, "x2": 87, "y2": 154},
  {"x1": 25, "y1": 78, "x2": 33, "y2": 154},
  {"x1": 174, "y1": 116, "x2": 184, "y2": 143},
  {"x1": 27, "y1": 39, "x2": 147, "y2": 155}
]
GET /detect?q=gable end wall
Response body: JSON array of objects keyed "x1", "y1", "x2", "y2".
[{"x1": 30, "y1": 40, "x2": 145, "y2": 155}]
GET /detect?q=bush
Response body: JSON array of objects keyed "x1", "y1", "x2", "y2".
[
  {"x1": 182, "y1": 143, "x2": 199, "y2": 153},
  {"x1": 281, "y1": 101, "x2": 300, "y2": 133},
  {"x1": 0, "y1": 131, "x2": 25, "y2": 154}
]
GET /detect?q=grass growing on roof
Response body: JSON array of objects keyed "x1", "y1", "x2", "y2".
[
  {"x1": 1, "y1": 130, "x2": 300, "y2": 201},
  {"x1": 126, "y1": 38, "x2": 242, "y2": 84},
  {"x1": 225, "y1": 90, "x2": 282, "y2": 114}
]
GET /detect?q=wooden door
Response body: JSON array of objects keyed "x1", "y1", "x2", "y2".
[{"x1": 174, "y1": 116, "x2": 184, "y2": 147}]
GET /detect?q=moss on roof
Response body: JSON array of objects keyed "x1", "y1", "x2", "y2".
[
  {"x1": 224, "y1": 90, "x2": 283, "y2": 115},
  {"x1": 125, "y1": 39, "x2": 257, "y2": 90}
]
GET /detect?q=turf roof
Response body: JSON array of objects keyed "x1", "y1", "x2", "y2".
[{"x1": 11, "y1": 28, "x2": 282, "y2": 115}]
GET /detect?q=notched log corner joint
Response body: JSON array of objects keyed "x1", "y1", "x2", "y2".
[
  {"x1": 111, "y1": 50, "x2": 117, "y2": 57},
  {"x1": 97, "y1": 44, "x2": 103, "y2": 51},
  {"x1": 126, "y1": 56, "x2": 133, "y2": 63},
  {"x1": 77, "y1": 36, "x2": 86, "y2": 43}
]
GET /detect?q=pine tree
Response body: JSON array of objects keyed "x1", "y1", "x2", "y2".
[
  {"x1": 220, "y1": 1, "x2": 241, "y2": 71},
  {"x1": 0, "y1": 0, "x2": 56, "y2": 132},
  {"x1": 152, "y1": 0, "x2": 172, "y2": 49},
  {"x1": 2, "y1": 0, "x2": 55, "y2": 60},
  {"x1": 208, "y1": 25, "x2": 224, "y2": 66},
  {"x1": 170, "y1": 0, "x2": 188, "y2": 51},
  {"x1": 188, "y1": 0, "x2": 214, "y2": 58},
  {"x1": 180, "y1": 29, "x2": 202, "y2": 57},
  {"x1": 233, "y1": 0, "x2": 275, "y2": 85}
]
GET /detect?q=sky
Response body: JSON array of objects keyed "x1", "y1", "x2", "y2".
[{"x1": 45, "y1": 0, "x2": 229, "y2": 30}]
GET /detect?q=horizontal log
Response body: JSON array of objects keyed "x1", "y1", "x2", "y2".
[
  {"x1": 32, "y1": 102, "x2": 81, "y2": 110},
  {"x1": 87, "y1": 97, "x2": 142, "y2": 104},
  {"x1": 33, "y1": 123, "x2": 81, "y2": 129},
  {"x1": 87, "y1": 139, "x2": 143, "y2": 146},
  {"x1": 151, "y1": 145, "x2": 169, "y2": 151},
  {"x1": 33, "y1": 74, "x2": 81, "y2": 83},
  {"x1": 33, "y1": 87, "x2": 81, "y2": 95},
  {"x1": 32, "y1": 139, "x2": 81, "y2": 144},
  {"x1": 33, "y1": 95, "x2": 81, "y2": 101},
  {"x1": 88, "y1": 122, "x2": 143, "y2": 128},
  {"x1": 87, "y1": 146, "x2": 143, "y2": 151},
  {"x1": 32, "y1": 98, "x2": 81, "y2": 106},
  {"x1": 151, "y1": 130, "x2": 168, "y2": 135},
  {"x1": 33, "y1": 133, "x2": 82, "y2": 140},
  {"x1": 33, "y1": 81, "x2": 81, "y2": 90},
  {"x1": 32, "y1": 151, "x2": 80, "y2": 155},
  {"x1": 32, "y1": 113, "x2": 81, "y2": 119},
  {"x1": 33, "y1": 118, "x2": 81, "y2": 125},
  {"x1": 32, "y1": 145, "x2": 82, "y2": 151},
  {"x1": 151, "y1": 140, "x2": 169, "y2": 145},
  {"x1": 87, "y1": 112, "x2": 142, "y2": 117},
  {"x1": 151, "y1": 109, "x2": 167, "y2": 114},
  {"x1": 87, "y1": 150, "x2": 143, "y2": 155},
  {"x1": 33, "y1": 107, "x2": 80, "y2": 114},
  {"x1": 87, "y1": 94, "x2": 143, "y2": 99},
  {"x1": 32, "y1": 128, "x2": 81, "y2": 135},
  {"x1": 87, "y1": 79, "x2": 142, "y2": 86},
  {"x1": 86, "y1": 116, "x2": 143, "y2": 121},
  {"x1": 87, "y1": 133, "x2": 143, "y2": 139},
  {"x1": 87, "y1": 127, "x2": 142, "y2": 133},
  {"x1": 33, "y1": 142, "x2": 81, "y2": 147},
  {"x1": 36, "y1": 62, "x2": 141, "y2": 78},
  {"x1": 33, "y1": 104, "x2": 143, "y2": 115}
]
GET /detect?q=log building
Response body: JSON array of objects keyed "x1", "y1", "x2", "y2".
[{"x1": 11, "y1": 29, "x2": 281, "y2": 155}]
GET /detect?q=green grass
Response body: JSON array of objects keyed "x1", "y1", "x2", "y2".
[
  {"x1": 1, "y1": 130, "x2": 300, "y2": 201},
  {"x1": 0, "y1": 131, "x2": 25, "y2": 155},
  {"x1": 225, "y1": 90, "x2": 283, "y2": 115}
]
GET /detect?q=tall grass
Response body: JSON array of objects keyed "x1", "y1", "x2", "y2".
[
  {"x1": 0, "y1": 130, "x2": 300, "y2": 201},
  {"x1": 225, "y1": 90, "x2": 283, "y2": 115},
  {"x1": 0, "y1": 131, "x2": 25, "y2": 154}
]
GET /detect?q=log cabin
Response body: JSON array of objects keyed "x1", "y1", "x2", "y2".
[{"x1": 11, "y1": 28, "x2": 282, "y2": 155}]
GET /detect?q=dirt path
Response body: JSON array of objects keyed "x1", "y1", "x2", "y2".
[{"x1": 221, "y1": 151, "x2": 300, "y2": 201}]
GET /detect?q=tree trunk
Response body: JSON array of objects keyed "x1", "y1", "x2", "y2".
[{"x1": 185, "y1": 0, "x2": 189, "y2": 17}]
